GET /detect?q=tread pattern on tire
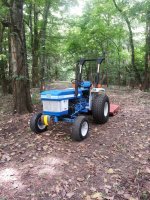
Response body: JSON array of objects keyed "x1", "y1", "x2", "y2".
[
  {"x1": 92, "y1": 94, "x2": 110, "y2": 124},
  {"x1": 71, "y1": 116, "x2": 89, "y2": 141}
]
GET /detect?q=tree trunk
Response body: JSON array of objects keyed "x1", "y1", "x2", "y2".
[
  {"x1": 31, "y1": 3, "x2": 40, "y2": 87},
  {"x1": 0, "y1": 23, "x2": 8, "y2": 95},
  {"x1": 40, "y1": 0, "x2": 51, "y2": 89},
  {"x1": 8, "y1": 28, "x2": 13, "y2": 94},
  {"x1": 143, "y1": 7, "x2": 150, "y2": 90},
  {"x1": 112, "y1": 0, "x2": 142, "y2": 84},
  {"x1": 9, "y1": 0, "x2": 33, "y2": 114}
]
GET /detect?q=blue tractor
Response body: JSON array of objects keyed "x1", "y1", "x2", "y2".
[{"x1": 30, "y1": 56, "x2": 110, "y2": 141}]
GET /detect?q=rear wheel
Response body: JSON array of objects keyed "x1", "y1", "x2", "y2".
[
  {"x1": 30, "y1": 113, "x2": 47, "y2": 134},
  {"x1": 71, "y1": 116, "x2": 89, "y2": 141},
  {"x1": 92, "y1": 94, "x2": 110, "y2": 124}
]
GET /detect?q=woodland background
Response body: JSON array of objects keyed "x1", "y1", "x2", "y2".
[{"x1": 0, "y1": 0, "x2": 149, "y2": 113}]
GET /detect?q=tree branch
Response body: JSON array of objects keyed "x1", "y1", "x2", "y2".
[{"x1": 112, "y1": 0, "x2": 123, "y2": 13}]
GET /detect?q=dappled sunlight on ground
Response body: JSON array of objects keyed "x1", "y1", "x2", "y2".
[
  {"x1": 0, "y1": 155, "x2": 66, "y2": 199},
  {"x1": 42, "y1": 156, "x2": 62, "y2": 166},
  {"x1": 35, "y1": 156, "x2": 64, "y2": 177},
  {"x1": 38, "y1": 166, "x2": 56, "y2": 176},
  {"x1": 0, "y1": 168, "x2": 18, "y2": 182},
  {"x1": 0, "y1": 167, "x2": 25, "y2": 195}
]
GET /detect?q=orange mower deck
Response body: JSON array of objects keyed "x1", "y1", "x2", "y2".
[{"x1": 109, "y1": 104, "x2": 120, "y2": 116}]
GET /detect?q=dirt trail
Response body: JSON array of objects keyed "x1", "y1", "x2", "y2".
[{"x1": 0, "y1": 87, "x2": 150, "y2": 200}]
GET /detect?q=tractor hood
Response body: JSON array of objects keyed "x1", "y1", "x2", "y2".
[{"x1": 41, "y1": 88, "x2": 82, "y2": 101}]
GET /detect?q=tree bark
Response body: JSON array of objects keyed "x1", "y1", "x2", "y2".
[
  {"x1": 112, "y1": 0, "x2": 142, "y2": 84},
  {"x1": 40, "y1": 0, "x2": 51, "y2": 89},
  {"x1": 0, "y1": 22, "x2": 8, "y2": 95},
  {"x1": 143, "y1": 6, "x2": 150, "y2": 90},
  {"x1": 0, "y1": 23, "x2": 4, "y2": 52},
  {"x1": 8, "y1": 28, "x2": 13, "y2": 93},
  {"x1": 31, "y1": 3, "x2": 40, "y2": 87},
  {"x1": 9, "y1": 0, "x2": 33, "y2": 114}
]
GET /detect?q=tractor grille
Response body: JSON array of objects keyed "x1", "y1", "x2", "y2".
[{"x1": 42, "y1": 100, "x2": 68, "y2": 112}]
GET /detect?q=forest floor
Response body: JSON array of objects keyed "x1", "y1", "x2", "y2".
[{"x1": 0, "y1": 83, "x2": 150, "y2": 200}]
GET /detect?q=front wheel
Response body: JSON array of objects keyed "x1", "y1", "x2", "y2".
[
  {"x1": 71, "y1": 116, "x2": 89, "y2": 141},
  {"x1": 30, "y1": 113, "x2": 47, "y2": 134}
]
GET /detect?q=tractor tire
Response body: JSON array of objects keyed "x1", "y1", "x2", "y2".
[
  {"x1": 30, "y1": 113, "x2": 47, "y2": 134},
  {"x1": 71, "y1": 116, "x2": 89, "y2": 141},
  {"x1": 92, "y1": 94, "x2": 110, "y2": 124}
]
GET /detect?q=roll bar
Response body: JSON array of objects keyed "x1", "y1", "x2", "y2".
[
  {"x1": 75, "y1": 55, "x2": 105, "y2": 97},
  {"x1": 78, "y1": 57, "x2": 104, "y2": 66}
]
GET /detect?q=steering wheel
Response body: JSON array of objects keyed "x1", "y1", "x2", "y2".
[
  {"x1": 71, "y1": 79, "x2": 77, "y2": 84},
  {"x1": 71, "y1": 79, "x2": 83, "y2": 86}
]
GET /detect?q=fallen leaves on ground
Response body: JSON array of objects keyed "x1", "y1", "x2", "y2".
[{"x1": 0, "y1": 87, "x2": 150, "y2": 199}]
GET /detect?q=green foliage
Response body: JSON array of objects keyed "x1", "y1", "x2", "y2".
[
  {"x1": 31, "y1": 93, "x2": 41, "y2": 105},
  {"x1": 0, "y1": 54, "x2": 7, "y2": 61},
  {"x1": 0, "y1": 0, "x2": 149, "y2": 87},
  {"x1": 59, "y1": 0, "x2": 148, "y2": 85}
]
